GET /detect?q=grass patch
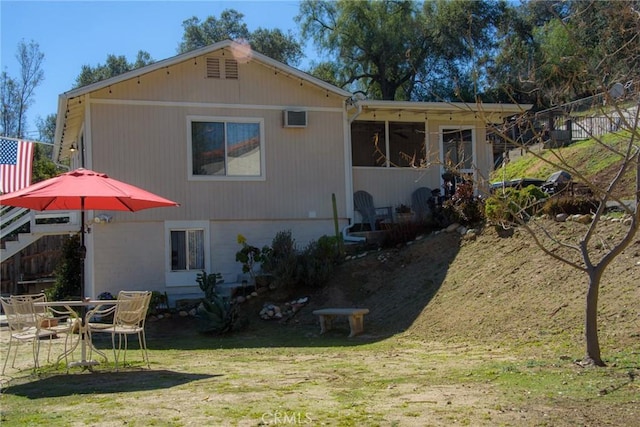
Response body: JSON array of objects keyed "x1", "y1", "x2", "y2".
[
  {"x1": 2, "y1": 325, "x2": 638, "y2": 426},
  {"x1": 491, "y1": 131, "x2": 632, "y2": 181}
]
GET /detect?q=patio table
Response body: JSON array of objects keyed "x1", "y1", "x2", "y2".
[{"x1": 34, "y1": 299, "x2": 118, "y2": 371}]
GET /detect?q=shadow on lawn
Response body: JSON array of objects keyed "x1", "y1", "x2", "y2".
[{"x1": 2, "y1": 370, "x2": 218, "y2": 398}]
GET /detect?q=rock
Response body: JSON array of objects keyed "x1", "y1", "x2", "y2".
[
  {"x1": 463, "y1": 230, "x2": 477, "y2": 241},
  {"x1": 446, "y1": 223, "x2": 461, "y2": 232},
  {"x1": 457, "y1": 226, "x2": 467, "y2": 235},
  {"x1": 576, "y1": 214, "x2": 592, "y2": 224},
  {"x1": 555, "y1": 213, "x2": 568, "y2": 222}
]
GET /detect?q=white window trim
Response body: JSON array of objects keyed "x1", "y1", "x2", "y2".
[
  {"x1": 438, "y1": 125, "x2": 477, "y2": 178},
  {"x1": 165, "y1": 220, "x2": 211, "y2": 288},
  {"x1": 187, "y1": 115, "x2": 266, "y2": 182}
]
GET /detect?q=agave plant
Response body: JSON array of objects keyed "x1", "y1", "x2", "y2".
[{"x1": 195, "y1": 271, "x2": 238, "y2": 334}]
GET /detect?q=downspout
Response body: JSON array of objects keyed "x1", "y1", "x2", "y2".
[{"x1": 343, "y1": 97, "x2": 366, "y2": 242}]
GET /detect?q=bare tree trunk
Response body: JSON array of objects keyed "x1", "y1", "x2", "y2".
[{"x1": 584, "y1": 269, "x2": 605, "y2": 366}]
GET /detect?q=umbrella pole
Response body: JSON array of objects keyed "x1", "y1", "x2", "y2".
[{"x1": 80, "y1": 198, "x2": 86, "y2": 300}]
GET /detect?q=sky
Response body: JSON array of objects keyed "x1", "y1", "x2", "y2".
[{"x1": 1, "y1": 0, "x2": 308, "y2": 139}]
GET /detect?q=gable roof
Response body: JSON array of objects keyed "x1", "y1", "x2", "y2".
[{"x1": 54, "y1": 39, "x2": 352, "y2": 161}]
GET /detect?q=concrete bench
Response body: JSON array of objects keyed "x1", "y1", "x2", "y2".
[{"x1": 312, "y1": 308, "x2": 369, "y2": 337}]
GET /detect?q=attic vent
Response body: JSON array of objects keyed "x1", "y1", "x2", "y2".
[
  {"x1": 225, "y1": 59, "x2": 238, "y2": 79},
  {"x1": 205, "y1": 57, "x2": 238, "y2": 79},
  {"x1": 206, "y1": 57, "x2": 221, "y2": 78},
  {"x1": 284, "y1": 110, "x2": 307, "y2": 128}
]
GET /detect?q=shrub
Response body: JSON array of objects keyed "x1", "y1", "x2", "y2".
[
  {"x1": 235, "y1": 234, "x2": 270, "y2": 282},
  {"x1": 485, "y1": 185, "x2": 548, "y2": 224},
  {"x1": 260, "y1": 230, "x2": 300, "y2": 290},
  {"x1": 47, "y1": 234, "x2": 82, "y2": 301},
  {"x1": 297, "y1": 235, "x2": 341, "y2": 288},
  {"x1": 442, "y1": 182, "x2": 485, "y2": 226}
]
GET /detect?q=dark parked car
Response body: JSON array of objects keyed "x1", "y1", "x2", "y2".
[
  {"x1": 490, "y1": 177, "x2": 546, "y2": 192},
  {"x1": 541, "y1": 170, "x2": 572, "y2": 195}
]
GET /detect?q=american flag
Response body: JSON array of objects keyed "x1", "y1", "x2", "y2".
[{"x1": 0, "y1": 138, "x2": 34, "y2": 193}]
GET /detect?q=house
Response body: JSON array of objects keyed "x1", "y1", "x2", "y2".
[{"x1": 47, "y1": 40, "x2": 526, "y2": 303}]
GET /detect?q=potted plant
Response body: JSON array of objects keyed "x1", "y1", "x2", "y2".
[{"x1": 395, "y1": 204, "x2": 413, "y2": 223}]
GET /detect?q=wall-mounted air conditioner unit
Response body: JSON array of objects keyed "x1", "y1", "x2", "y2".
[{"x1": 283, "y1": 110, "x2": 307, "y2": 128}]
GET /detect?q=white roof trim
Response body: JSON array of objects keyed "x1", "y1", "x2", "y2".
[{"x1": 358, "y1": 99, "x2": 532, "y2": 114}]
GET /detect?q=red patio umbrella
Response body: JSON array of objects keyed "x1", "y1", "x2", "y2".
[{"x1": 0, "y1": 168, "x2": 179, "y2": 297}]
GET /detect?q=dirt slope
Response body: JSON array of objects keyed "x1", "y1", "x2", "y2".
[{"x1": 293, "y1": 217, "x2": 640, "y2": 355}]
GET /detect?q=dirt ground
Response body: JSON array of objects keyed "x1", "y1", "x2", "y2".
[{"x1": 270, "y1": 215, "x2": 640, "y2": 351}]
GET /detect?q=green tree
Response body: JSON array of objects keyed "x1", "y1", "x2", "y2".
[
  {"x1": 0, "y1": 40, "x2": 44, "y2": 138},
  {"x1": 297, "y1": 0, "x2": 504, "y2": 101},
  {"x1": 1, "y1": 72, "x2": 20, "y2": 137},
  {"x1": 567, "y1": 0, "x2": 640, "y2": 95},
  {"x1": 75, "y1": 51, "x2": 154, "y2": 88},
  {"x1": 33, "y1": 114, "x2": 64, "y2": 182},
  {"x1": 491, "y1": 0, "x2": 640, "y2": 107},
  {"x1": 250, "y1": 27, "x2": 303, "y2": 66},
  {"x1": 179, "y1": 9, "x2": 303, "y2": 66}
]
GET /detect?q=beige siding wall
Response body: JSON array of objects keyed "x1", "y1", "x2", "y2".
[
  {"x1": 90, "y1": 52, "x2": 339, "y2": 108},
  {"x1": 89, "y1": 103, "x2": 346, "y2": 222},
  {"x1": 86, "y1": 52, "x2": 348, "y2": 224},
  {"x1": 84, "y1": 52, "x2": 349, "y2": 298},
  {"x1": 90, "y1": 218, "x2": 337, "y2": 301},
  {"x1": 89, "y1": 222, "x2": 166, "y2": 298}
]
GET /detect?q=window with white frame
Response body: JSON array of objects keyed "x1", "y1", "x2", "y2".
[
  {"x1": 170, "y1": 228, "x2": 205, "y2": 271},
  {"x1": 165, "y1": 221, "x2": 210, "y2": 287},
  {"x1": 189, "y1": 116, "x2": 264, "y2": 179},
  {"x1": 351, "y1": 120, "x2": 425, "y2": 167}
]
